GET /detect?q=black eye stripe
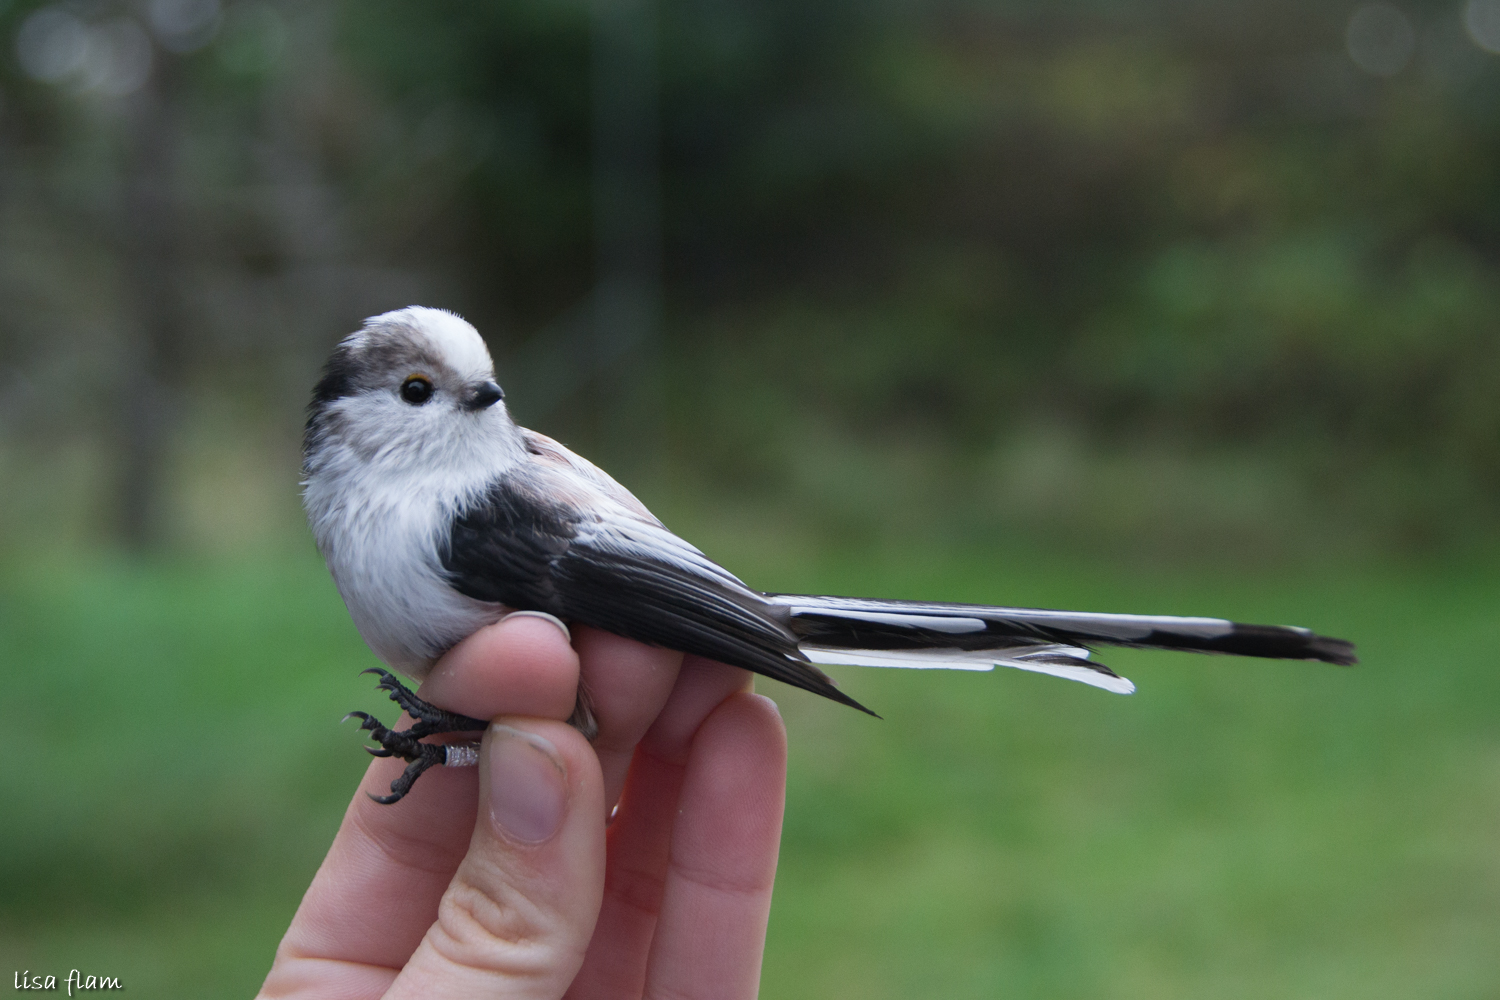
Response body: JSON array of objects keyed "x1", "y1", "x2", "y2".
[{"x1": 400, "y1": 375, "x2": 434, "y2": 405}]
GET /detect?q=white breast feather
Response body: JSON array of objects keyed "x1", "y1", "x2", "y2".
[{"x1": 304, "y1": 392, "x2": 522, "y2": 678}]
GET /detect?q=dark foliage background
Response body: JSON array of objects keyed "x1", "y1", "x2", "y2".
[{"x1": 1, "y1": 0, "x2": 1498, "y2": 557}]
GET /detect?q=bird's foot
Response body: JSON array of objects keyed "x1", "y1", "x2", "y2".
[
  {"x1": 347, "y1": 669, "x2": 488, "y2": 804},
  {"x1": 362, "y1": 668, "x2": 489, "y2": 737}
]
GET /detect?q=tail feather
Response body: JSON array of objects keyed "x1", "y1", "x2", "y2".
[
  {"x1": 769, "y1": 593, "x2": 1356, "y2": 697},
  {"x1": 800, "y1": 642, "x2": 1137, "y2": 694}
]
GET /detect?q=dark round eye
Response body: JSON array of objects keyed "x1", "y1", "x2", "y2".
[{"x1": 400, "y1": 376, "x2": 434, "y2": 405}]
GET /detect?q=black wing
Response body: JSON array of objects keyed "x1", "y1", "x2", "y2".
[{"x1": 441, "y1": 471, "x2": 877, "y2": 715}]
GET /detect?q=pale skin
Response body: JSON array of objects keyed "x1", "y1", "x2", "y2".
[{"x1": 258, "y1": 614, "x2": 788, "y2": 1000}]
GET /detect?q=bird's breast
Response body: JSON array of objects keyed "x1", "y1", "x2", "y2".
[{"x1": 306, "y1": 456, "x2": 508, "y2": 678}]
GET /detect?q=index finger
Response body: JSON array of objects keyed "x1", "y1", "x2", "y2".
[{"x1": 435, "y1": 619, "x2": 686, "y2": 813}]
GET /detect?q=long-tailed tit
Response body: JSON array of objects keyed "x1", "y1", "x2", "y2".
[{"x1": 303, "y1": 307, "x2": 1356, "y2": 802}]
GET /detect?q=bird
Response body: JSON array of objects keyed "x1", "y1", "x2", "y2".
[{"x1": 303, "y1": 306, "x2": 1357, "y2": 802}]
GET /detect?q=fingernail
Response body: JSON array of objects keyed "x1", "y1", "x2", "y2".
[
  {"x1": 498, "y1": 610, "x2": 572, "y2": 644},
  {"x1": 488, "y1": 724, "x2": 568, "y2": 844}
]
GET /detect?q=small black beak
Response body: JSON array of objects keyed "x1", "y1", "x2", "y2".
[{"x1": 462, "y1": 380, "x2": 504, "y2": 411}]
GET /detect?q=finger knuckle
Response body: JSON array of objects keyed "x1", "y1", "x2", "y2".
[
  {"x1": 605, "y1": 860, "x2": 667, "y2": 919},
  {"x1": 427, "y1": 879, "x2": 560, "y2": 977}
]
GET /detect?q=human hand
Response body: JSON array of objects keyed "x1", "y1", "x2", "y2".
[{"x1": 258, "y1": 613, "x2": 788, "y2": 1000}]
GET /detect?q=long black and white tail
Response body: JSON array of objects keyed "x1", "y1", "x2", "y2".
[{"x1": 768, "y1": 594, "x2": 1357, "y2": 696}]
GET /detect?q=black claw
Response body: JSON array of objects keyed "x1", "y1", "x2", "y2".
[
  {"x1": 368, "y1": 753, "x2": 445, "y2": 804},
  {"x1": 360, "y1": 668, "x2": 487, "y2": 737},
  {"x1": 347, "y1": 668, "x2": 488, "y2": 804}
]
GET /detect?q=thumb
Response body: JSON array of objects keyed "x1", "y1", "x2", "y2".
[{"x1": 383, "y1": 719, "x2": 606, "y2": 1000}]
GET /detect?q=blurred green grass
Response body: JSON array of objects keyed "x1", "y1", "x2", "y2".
[{"x1": 1, "y1": 546, "x2": 1496, "y2": 998}]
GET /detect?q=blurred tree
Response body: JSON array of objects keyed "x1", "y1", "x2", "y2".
[
  {"x1": 1, "y1": 0, "x2": 1498, "y2": 556},
  {"x1": 117, "y1": 57, "x2": 186, "y2": 548}
]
